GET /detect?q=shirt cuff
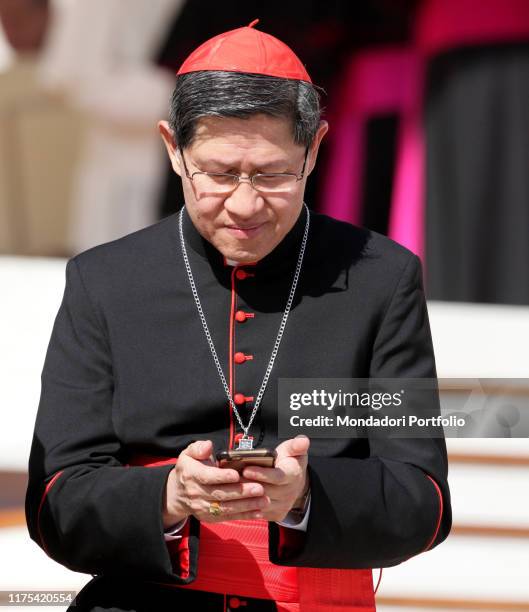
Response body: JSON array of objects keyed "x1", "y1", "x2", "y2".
[
  {"x1": 163, "y1": 516, "x2": 188, "y2": 541},
  {"x1": 275, "y1": 494, "x2": 311, "y2": 532}
]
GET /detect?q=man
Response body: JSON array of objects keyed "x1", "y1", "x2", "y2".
[{"x1": 25, "y1": 22, "x2": 451, "y2": 612}]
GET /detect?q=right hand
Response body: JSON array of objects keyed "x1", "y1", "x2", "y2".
[{"x1": 163, "y1": 440, "x2": 270, "y2": 526}]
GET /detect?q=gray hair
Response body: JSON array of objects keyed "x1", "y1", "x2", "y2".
[{"x1": 168, "y1": 71, "x2": 322, "y2": 149}]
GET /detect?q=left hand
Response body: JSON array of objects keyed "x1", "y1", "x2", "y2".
[{"x1": 241, "y1": 435, "x2": 310, "y2": 522}]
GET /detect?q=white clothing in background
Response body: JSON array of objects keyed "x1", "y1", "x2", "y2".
[{"x1": 39, "y1": 0, "x2": 185, "y2": 254}]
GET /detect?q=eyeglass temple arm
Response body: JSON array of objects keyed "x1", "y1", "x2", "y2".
[
  {"x1": 178, "y1": 147, "x2": 193, "y2": 179},
  {"x1": 299, "y1": 146, "x2": 310, "y2": 179}
]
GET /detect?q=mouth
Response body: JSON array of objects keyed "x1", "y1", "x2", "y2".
[{"x1": 225, "y1": 223, "x2": 265, "y2": 239}]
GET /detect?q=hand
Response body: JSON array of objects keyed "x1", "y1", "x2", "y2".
[
  {"x1": 162, "y1": 440, "x2": 269, "y2": 526},
  {"x1": 240, "y1": 435, "x2": 310, "y2": 523}
]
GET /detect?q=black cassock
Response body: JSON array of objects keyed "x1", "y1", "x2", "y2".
[{"x1": 25, "y1": 206, "x2": 451, "y2": 610}]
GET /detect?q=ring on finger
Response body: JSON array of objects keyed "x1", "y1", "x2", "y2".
[{"x1": 209, "y1": 501, "x2": 223, "y2": 517}]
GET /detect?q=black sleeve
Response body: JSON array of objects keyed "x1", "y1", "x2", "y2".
[
  {"x1": 25, "y1": 258, "x2": 197, "y2": 582},
  {"x1": 269, "y1": 254, "x2": 452, "y2": 568}
]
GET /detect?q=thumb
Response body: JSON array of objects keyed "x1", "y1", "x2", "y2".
[
  {"x1": 184, "y1": 439, "x2": 213, "y2": 461},
  {"x1": 276, "y1": 435, "x2": 310, "y2": 458}
]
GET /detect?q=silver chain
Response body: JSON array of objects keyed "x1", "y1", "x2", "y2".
[{"x1": 178, "y1": 204, "x2": 310, "y2": 441}]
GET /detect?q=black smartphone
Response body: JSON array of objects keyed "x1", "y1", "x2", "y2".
[{"x1": 216, "y1": 448, "x2": 277, "y2": 471}]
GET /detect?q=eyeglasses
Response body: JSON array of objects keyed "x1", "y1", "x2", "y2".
[{"x1": 179, "y1": 146, "x2": 309, "y2": 194}]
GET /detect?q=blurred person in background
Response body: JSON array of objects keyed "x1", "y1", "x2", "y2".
[
  {"x1": 0, "y1": 0, "x2": 48, "y2": 54},
  {"x1": 38, "y1": 0, "x2": 185, "y2": 255},
  {"x1": 0, "y1": 0, "x2": 52, "y2": 254},
  {"x1": 418, "y1": 0, "x2": 529, "y2": 305}
]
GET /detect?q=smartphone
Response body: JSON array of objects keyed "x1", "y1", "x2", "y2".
[{"x1": 216, "y1": 448, "x2": 277, "y2": 471}]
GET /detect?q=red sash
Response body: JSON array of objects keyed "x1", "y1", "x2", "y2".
[{"x1": 128, "y1": 454, "x2": 375, "y2": 612}]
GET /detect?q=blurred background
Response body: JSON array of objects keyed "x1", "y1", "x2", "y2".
[{"x1": 0, "y1": 0, "x2": 528, "y2": 610}]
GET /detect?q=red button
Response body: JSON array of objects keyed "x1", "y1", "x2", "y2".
[
  {"x1": 235, "y1": 269, "x2": 249, "y2": 280},
  {"x1": 234, "y1": 352, "x2": 253, "y2": 364},
  {"x1": 229, "y1": 596, "x2": 247, "y2": 608},
  {"x1": 234, "y1": 393, "x2": 254, "y2": 405},
  {"x1": 235, "y1": 310, "x2": 254, "y2": 322},
  {"x1": 233, "y1": 434, "x2": 253, "y2": 444}
]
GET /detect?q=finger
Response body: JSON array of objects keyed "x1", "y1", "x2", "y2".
[
  {"x1": 185, "y1": 440, "x2": 228, "y2": 467},
  {"x1": 248, "y1": 482, "x2": 289, "y2": 502},
  {"x1": 243, "y1": 451, "x2": 309, "y2": 484},
  {"x1": 205, "y1": 481, "x2": 265, "y2": 501},
  {"x1": 275, "y1": 435, "x2": 310, "y2": 459},
  {"x1": 229, "y1": 509, "x2": 266, "y2": 520},
  {"x1": 241, "y1": 465, "x2": 287, "y2": 484},
  {"x1": 192, "y1": 461, "x2": 240, "y2": 486},
  {"x1": 181, "y1": 441, "x2": 239, "y2": 485},
  {"x1": 292, "y1": 434, "x2": 311, "y2": 455},
  {"x1": 206, "y1": 495, "x2": 269, "y2": 517},
  {"x1": 181, "y1": 440, "x2": 213, "y2": 460},
  {"x1": 204, "y1": 508, "x2": 266, "y2": 522}
]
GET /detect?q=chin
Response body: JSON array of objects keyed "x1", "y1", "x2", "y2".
[
  {"x1": 226, "y1": 249, "x2": 261, "y2": 264},
  {"x1": 219, "y1": 239, "x2": 264, "y2": 263}
]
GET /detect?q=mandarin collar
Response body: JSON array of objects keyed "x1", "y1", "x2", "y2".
[{"x1": 180, "y1": 204, "x2": 309, "y2": 273}]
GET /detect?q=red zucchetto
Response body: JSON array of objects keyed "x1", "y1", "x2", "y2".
[{"x1": 176, "y1": 19, "x2": 312, "y2": 83}]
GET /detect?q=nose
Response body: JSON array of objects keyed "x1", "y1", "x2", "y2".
[{"x1": 223, "y1": 177, "x2": 264, "y2": 219}]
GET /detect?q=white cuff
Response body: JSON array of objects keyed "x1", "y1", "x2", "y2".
[
  {"x1": 163, "y1": 516, "x2": 188, "y2": 541},
  {"x1": 275, "y1": 494, "x2": 311, "y2": 532}
]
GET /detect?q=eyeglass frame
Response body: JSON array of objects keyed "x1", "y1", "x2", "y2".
[{"x1": 178, "y1": 145, "x2": 310, "y2": 193}]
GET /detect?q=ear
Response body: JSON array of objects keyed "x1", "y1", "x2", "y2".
[
  {"x1": 158, "y1": 120, "x2": 183, "y2": 177},
  {"x1": 306, "y1": 120, "x2": 329, "y2": 176}
]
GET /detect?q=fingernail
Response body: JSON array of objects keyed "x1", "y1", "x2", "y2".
[
  {"x1": 250, "y1": 486, "x2": 261, "y2": 495},
  {"x1": 253, "y1": 512, "x2": 263, "y2": 519}
]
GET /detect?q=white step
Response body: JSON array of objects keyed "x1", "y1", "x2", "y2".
[
  {"x1": 428, "y1": 300, "x2": 529, "y2": 378},
  {"x1": 449, "y1": 463, "x2": 529, "y2": 527},
  {"x1": 376, "y1": 534, "x2": 529, "y2": 603},
  {"x1": 0, "y1": 526, "x2": 89, "y2": 611}
]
